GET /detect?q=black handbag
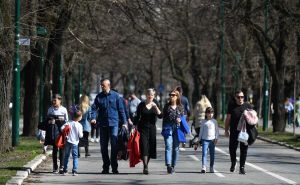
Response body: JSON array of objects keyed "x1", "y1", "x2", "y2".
[
  {"x1": 247, "y1": 125, "x2": 258, "y2": 145},
  {"x1": 78, "y1": 137, "x2": 89, "y2": 147}
]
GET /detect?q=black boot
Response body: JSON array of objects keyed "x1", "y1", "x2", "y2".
[
  {"x1": 239, "y1": 167, "x2": 246, "y2": 175},
  {"x1": 85, "y1": 146, "x2": 91, "y2": 157},
  {"x1": 230, "y1": 162, "x2": 236, "y2": 172},
  {"x1": 143, "y1": 156, "x2": 149, "y2": 174}
]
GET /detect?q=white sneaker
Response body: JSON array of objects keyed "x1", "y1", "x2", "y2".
[
  {"x1": 95, "y1": 138, "x2": 99, "y2": 143},
  {"x1": 90, "y1": 138, "x2": 95, "y2": 143},
  {"x1": 210, "y1": 166, "x2": 214, "y2": 173},
  {"x1": 201, "y1": 166, "x2": 206, "y2": 173}
]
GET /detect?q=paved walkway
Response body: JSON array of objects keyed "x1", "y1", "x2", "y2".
[{"x1": 22, "y1": 121, "x2": 300, "y2": 185}]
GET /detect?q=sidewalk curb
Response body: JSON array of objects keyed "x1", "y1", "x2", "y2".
[
  {"x1": 257, "y1": 135, "x2": 300, "y2": 152},
  {"x1": 6, "y1": 151, "x2": 51, "y2": 185}
]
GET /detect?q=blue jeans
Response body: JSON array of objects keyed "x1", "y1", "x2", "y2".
[
  {"x1": 100, "y1": 126, "x2": 118, "y2": 171},
  {"x1": 201, "y1": 140, "x2": 215, "y2": 168},
  {"x1": 63, "y1": 142, "x2": 79, "y2": 173},
  {"x1": 164, "y1": 124, "x2": 179, "y2": 167}
]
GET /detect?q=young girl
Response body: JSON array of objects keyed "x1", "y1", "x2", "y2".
[
  {"x1": 199, "y1": 107, "x2": 219, "y2": 173},
  {"x1": 62, "y1": 110, "x2": 83, "y2": 176}
]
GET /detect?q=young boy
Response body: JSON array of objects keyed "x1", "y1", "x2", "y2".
[
  {"x1": 199, "y1": 107, "x2": 219, "y2": 173},
  {"x1": 62, "y1": 110, "x2": 83, "y2": 176}
]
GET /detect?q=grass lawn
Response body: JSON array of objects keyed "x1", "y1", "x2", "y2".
[
  {"x1": 217, "y1": 119, "x2": 300, "y2": 148},
  {"x1": 0, "y1": 137, "x2": 42, "y2": 185}
]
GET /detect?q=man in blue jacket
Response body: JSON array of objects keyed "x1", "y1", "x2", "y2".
[{"x1": 91, "y1": 79, "x2": 127, "y2": 174}]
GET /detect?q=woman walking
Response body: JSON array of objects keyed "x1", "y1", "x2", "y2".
[
  {"x1": 78, "y1": 95, "x2": 92, "y2": 157},
  {"x1": 162, "y1": 90, "x2": 184, "y2": 174},
  {"x1": 135, "y1": 88, "x2": 162, "y2": 174}
]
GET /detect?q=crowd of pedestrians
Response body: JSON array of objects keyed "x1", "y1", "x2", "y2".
[{"x1": 38, "y1": 80, "x2": 263, "y2": 176}]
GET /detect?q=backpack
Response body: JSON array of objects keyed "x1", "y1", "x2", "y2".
[{"x1": 55, "y1": 125, "x2": 70, "y2": 148}]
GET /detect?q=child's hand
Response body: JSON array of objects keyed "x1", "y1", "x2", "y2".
[
  {"x1": 193, "y1": 143, "x2": 198, "y2": 151},
  {"x1": 214, "y1": 139, "x2": 218, "y2": 145}
]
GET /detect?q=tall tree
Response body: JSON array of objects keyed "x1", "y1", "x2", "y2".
[{"x1": 0, "y1": 0, "x2": 13, "y2": 151}]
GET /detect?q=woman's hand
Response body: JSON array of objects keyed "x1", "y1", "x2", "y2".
[{"x1": 176, "y1": 117, "x2": 181, "y2": 125}]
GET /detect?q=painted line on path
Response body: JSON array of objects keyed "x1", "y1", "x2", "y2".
[{"x1": 215, "y1": 147, "x2": 296, "y2": 185}]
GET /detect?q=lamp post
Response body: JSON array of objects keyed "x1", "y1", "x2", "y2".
[
  {"x1": 234, "y1": 52, "x2": 241, "y2": 92},
  {"x1": 220, "y1": 0, "x2": 226, "y2": 120},
  {"x1": 12, "y1": 0, "x2": 21, "y2": 146},
  {"x1": 37, "y1": 26, "x2": 47, "y2": 123},
  {"x1": 263, "y1": 0, "x2": 270, "y2": 131}
]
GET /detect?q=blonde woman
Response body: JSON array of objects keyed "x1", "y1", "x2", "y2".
[
  {"x1": 135, "y1": 88, "x2": 162, "y2": 174},
  {"x1": 193, "y1": 95, "x2": 212, "y2": 136},
  {"x1": 78, "y1": 95, "x2": 92, "y2": 157},
  {"x1": 162, "y1": 90, "x2": 184, "y2": 174}
]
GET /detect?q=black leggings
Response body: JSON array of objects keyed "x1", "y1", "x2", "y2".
[{"x1": 52, "y1": 145, "x2": 64, "y2": 170}]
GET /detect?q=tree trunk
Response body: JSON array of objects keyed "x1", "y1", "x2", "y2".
[
  {"x1": 271, "y1": 77, "x2": 286, "y2": 132},
  {"x1": 0, "y1": 0, "x2": 13, "y2": 152},
  {"x1": 22, "y1": 0, "x2": 40, "y2": 136},
  {"x1": 23, "y1": 59, "x2": 39, "y2": 136},
  {"x1": 44, "y1": 2, "x2": 76, "y2": 109}
]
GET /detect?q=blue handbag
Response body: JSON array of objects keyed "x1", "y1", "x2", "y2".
[
  {"x1": 161, "y1": 125, "x2": 172, "y2": 138},
  {"x1": 180, "y1": 116, "x2": 190, "y2": 134},
  {"x1": 177, "y1": 128, "x2": 186, "y2": 143}
]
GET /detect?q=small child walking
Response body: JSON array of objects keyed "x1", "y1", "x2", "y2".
[
  {"x1": 199, "y1": 107, "x2": 219, "y2": 173},
  {"x1": 62, "y1": 110, "x2": 83, "y2": 176}
]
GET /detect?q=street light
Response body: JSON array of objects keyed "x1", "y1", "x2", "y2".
[
  {"x1": 12, "y1": 0, "x2": 21, "y2": 146},
  {"x1": 262, "y1": 0, "x2": 270, "y2": 131},
  {"x1": 220, "y1": 0, "x2": 226, "y2": 120}
]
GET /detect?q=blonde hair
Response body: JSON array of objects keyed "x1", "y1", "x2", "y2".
[
  {"x1": 146, "y1": 88, "x2": 155, "y2": 96},
  {"x1": 79, "y1": 95, "x2": 89, "y2": 114}
]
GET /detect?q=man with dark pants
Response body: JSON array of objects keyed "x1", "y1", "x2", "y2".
[
  {"x1": 225, "y1": 90, "x2": 252, "y2": 175},
  {"x1": 91, "y1": 79, "x2": 127, "y2": 174}
]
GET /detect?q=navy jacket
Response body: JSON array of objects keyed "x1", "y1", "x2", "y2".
[{"x1": 91, "y1": 90, "x2": 127, "y2": 127}]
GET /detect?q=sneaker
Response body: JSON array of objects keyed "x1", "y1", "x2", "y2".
[
  {"x1": 72, "y1": 171, "x2": 78, "y2": 176},
  {"x1": 171, "y1": 166, "x2": 175, "y2": 174},
  {"x1": 62, "y1": 171, "x2": 67, "y2": 176},
  {"x1": 239, "y1": 167, "x2": 246, "y2": 175},
  {"x1": 59, "y1": 167, "x2": 64, "y2": 174},
  {"x1": 230, "y1": 163, "x2": 236, "y2": 172},
  {"x1": 85, "y1": 153, "x2": 91, "y2": 157},
  {"x1": 167, "y1": 165, "x2": 172, "y2": 174},
  {"x1": 53, "y1": 169, "x2": 59, "y2": 174},
  {"x1": 201, "y1": 166, "x2": 206, "y2": 173},
  {"x1": 90, "y1": 138, "x2": 95, "y2": 143},
  {"x1": 95, "y1": 138, "x2": 99, "y2": 143},
  {"x1": 210, "y1": 166, "x2": 215, "y2": 173}
]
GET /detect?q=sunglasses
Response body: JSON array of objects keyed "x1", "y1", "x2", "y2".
[
  {"x1": 236, "y1": 96, "x2": 244, "y2": 99},
  {"x1": 169, "y1": 93, "x2": 176, "y2": 97}
]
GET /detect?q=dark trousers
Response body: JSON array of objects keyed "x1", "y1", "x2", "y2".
[
  {"x1": 78, "y1": 131, "x2": 89, "y2": 156},
  {"x1": 52, "y1": 145, "x2": 64, "y2": 170},
  {"x1": 91, "y1": 124, "x2": 100, "y2": 139},
  {"x1": 100, "y1": 126, "x2": 118, "y2": 172},
  {"x1": 229, "y1": 131, "x2": 248, "y2": 168}
]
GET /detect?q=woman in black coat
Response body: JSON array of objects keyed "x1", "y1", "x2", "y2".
[{"x1": 134, "y1": 88, "x2": 162, "y2": 174}]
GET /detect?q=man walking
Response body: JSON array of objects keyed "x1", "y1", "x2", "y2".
[
  {"x1": 225, "y1": 90, "x2": 252, "y2": 175},
  {"x1": 91, "y1": 79, "x2": 127, "y2": 174}
]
